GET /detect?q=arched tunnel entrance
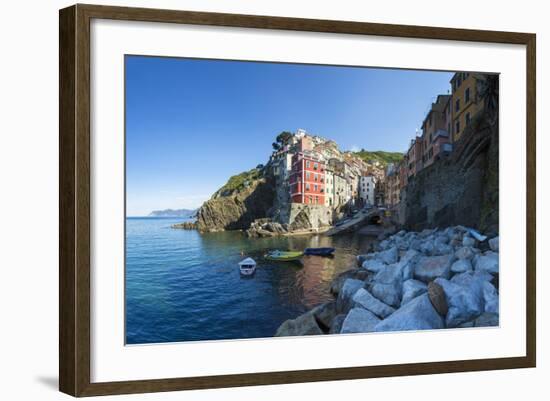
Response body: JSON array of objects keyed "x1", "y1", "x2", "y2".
[{"x1": 369, "y1": 215, "x2": 382, "y2": 225}]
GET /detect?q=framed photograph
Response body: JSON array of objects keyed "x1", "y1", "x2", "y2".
[{"x1": 59, "y1": 4, "x2": 536, "y2": 397}]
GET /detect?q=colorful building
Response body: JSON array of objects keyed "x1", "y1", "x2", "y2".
[
  {"x1": 421, "y1": 94, "x2": 452, "y2": 168},
  {"x1": 289, "y1": 150, "x2": 326, "y2": 205},
  {"x1": 450, "y1": 72, "x2": 484, "y2": 142},
  {"x1": 406, "y1": 136, "x2": 423, "y2": 178},
  {"x1": 384, "y1": 164, "x2": 401, "y2": 207}
]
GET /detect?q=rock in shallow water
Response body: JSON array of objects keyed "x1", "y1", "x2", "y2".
[
  {"x1": 353, "y1": 288, "x2": 395, "y2": 318},
  {"x1": 340, "y1": 307, "x2": 381, "y2": 334},
  {"x1": 336, "y1": 278, "x2": 364, "y2": 314},
  {"x1": 374, "y1": 293, "x2": 445, "y2": 332},
  {"x1": 312, "y1": 301, "x2": 337, "y2": 331},
  {"x1": 275, "y1": 311, "x2": 323, "y2": 336},
  {"x1": 330, "y1": 269, "x2": 369, "y2": 296},
  {"x1": 329, "y1": 314, "x2": 346, "y2": 334}
]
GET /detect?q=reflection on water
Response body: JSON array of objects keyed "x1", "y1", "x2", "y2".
[{"x1": 126, "y1": 217, "x2": 377, "y2": 344}]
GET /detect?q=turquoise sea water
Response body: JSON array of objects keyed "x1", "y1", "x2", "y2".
[{"x1": 125, "y1": 217, "x2": 377, "y2": 344}]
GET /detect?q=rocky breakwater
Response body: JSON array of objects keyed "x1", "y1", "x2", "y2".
[
  {"x1": 171, "y1": 221, "x2": 197, "y2": 230},
  {"x1": 275, "y1": 226, "x2": 499, "y2": 336}
]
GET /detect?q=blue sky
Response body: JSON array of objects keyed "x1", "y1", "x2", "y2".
[{"x1": 126, "y1": 56, "x2": 453, "y2": 216}]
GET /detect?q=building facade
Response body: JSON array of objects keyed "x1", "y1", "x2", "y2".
[
  {"x1": 421, "y1": 94, "x2": 451, "y2": 168},
  {"x1": 289, "y1": 150, "x2": 326, "y2": 205},
  {"x1": 359, "y1": 176, "x2": 376, "y2": 206},
  {"x1": 450, "y1": 72, "x2": 484, "y2": 142},
  {"x1": 406, "y1": 136, "x2": 423, "y2": 178}
]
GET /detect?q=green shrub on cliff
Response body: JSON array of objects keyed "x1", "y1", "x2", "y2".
[
  {"x1": 354, "y1": 150, "x2": 404, "y2": 167},
  {"x1": 213, "y1": 167, "x2": 263, "y2": 198}
]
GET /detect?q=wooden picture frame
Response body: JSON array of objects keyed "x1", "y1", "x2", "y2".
[{"x1": 59, "y1": 3, "x2": 536, "y2": 397}]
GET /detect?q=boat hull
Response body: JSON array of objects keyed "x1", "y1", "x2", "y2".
[{"x1": 303, "y1": 247, "x2": 335, "y2": 256}]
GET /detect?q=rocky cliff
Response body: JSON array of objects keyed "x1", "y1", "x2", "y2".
[
  {"x1": 403, "y1": 111, "x2": 499, "y2": 234},
  {"x1": 196, "y1": 168, "x2": 276, "y2": 232}
]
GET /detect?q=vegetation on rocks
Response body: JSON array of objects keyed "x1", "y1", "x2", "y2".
[
  {"x1": 212, "y1": 167, "x2": 264, "y2": 199},
  {"x1": 353, "y1": 150, "x2": 403, "y2": 167}
]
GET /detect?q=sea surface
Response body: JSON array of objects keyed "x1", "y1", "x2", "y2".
[{"x1": 126, "y1": 217, "x2": 377, "y2": 344}]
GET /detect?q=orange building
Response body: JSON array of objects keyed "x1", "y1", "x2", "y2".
[
  {"x1": 450, "y1": 72, "x2": 485, "y2": 142},
  {"x1": 289, "y1": 150, "x2": 326, "y2": 205}
]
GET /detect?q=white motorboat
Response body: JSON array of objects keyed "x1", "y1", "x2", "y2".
[{"x1": 238, "y1": 257, "x2": 257, "y2": 276}]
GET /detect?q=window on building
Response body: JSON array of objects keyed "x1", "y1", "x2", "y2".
[
  {"x1": 465, "y1": 87, "x2": 470, "y2": 103},
  {"x1": 306, "y1": 160, "x2": 310, "y2": 168},
  {"x1": 455, "y1": 98, "x2": 460, "y2": 112},
  {"x1": 314, "y1": 184, "x2": 318, "y2": 191},
  {"x1": 466, "y1": 112, "x2": 471, "y2": 126},
  {"x1": 457, "y1": 75, "x2": 462, "y2": 87},
  {"x1": 456, "y1": 121, "x2": 460, "y2": 135},
  {"x1": 306, "y1": 172, "x2": 310, "y2": 180},
  {"x1": 306, "y1": 184, "x2": 310, "y2": 191},
  {"x1": 314, "y1": 163, "x2": 318, "y2": 170}
]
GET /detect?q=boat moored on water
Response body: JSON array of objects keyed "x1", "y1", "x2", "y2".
[
  {"x1": 303, "y1": 247, "x2": 335, "y2": 256},
  {"x1": 264, "y1": 250, "x2": 303, "y2": 262},
  {"x1": 238, "y1": 257, "x2": 257, "y2": 276}
]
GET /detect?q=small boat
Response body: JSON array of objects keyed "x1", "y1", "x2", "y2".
[
  {"x1": 238, "y1": 257, "x2": 257, "y2": 276},
  {"x1": 264, "y1": 250, "x2": 303, "y2": 261},
  {"x1": 303, "y1": 247, "x2": 335, "y2": 256}
]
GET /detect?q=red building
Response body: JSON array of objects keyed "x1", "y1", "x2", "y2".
[{"x1": 289, "y1": 150, "x2": 326, "y2": 205}]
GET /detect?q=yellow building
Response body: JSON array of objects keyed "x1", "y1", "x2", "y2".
[{"x1": 450, "y1": 72, "x2": 485, "y2": 142}]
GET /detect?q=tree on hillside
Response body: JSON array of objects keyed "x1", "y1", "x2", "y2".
[{"x1": 272, "y1": 131, "x2": 293, "y2": 150}]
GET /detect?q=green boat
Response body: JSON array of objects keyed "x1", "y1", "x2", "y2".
[{"x1": 264, "y1": 250, "x2": 303, "y2": 261}]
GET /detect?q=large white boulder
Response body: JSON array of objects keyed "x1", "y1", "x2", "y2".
[
  {"x1": 353, "y1": 288, "x2": 395, "y2": 318},
  {"x1": 368, "y1": 281, "x2": 402, "y2": 308},
  {"x1": 434, "y1": 277, "x2": 485, "y2": 328},
  {"x1": 375, "y1": 246, "x2": 399, "y2": 264},
  {"x1": 401, "y1": 279, "x2": 428, "y2": 306},
  {"x1": 474, "y1": 252, "x2": 499, "y2": 274},
  {"x1": 340, "y1": 307, "x2": 381, "y2": 334},
  {"x1": 414, "y1": 254, "x2": 454, "y2": 283},
  {"x1": 455, "y1": 246, "x2": 476, "y2": 260},
  {"x1": 362, "y1": 258, "x2": 387, "y2": 273},
  {"x1": 482, "y1": 280, "x2": 499, "y2": 313},
  {"x1": 336, "y1": 279, "x2": 364, "y2": 314},
  {"x1": 489, "y1": 236, "x2": 499, "y2": 252},
  {"x1": 451, "y1": 258, "x2": 473, "y2": 274},
  {"x1": 374, "y1": 293, "x2": 445, "y2": 332}
]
